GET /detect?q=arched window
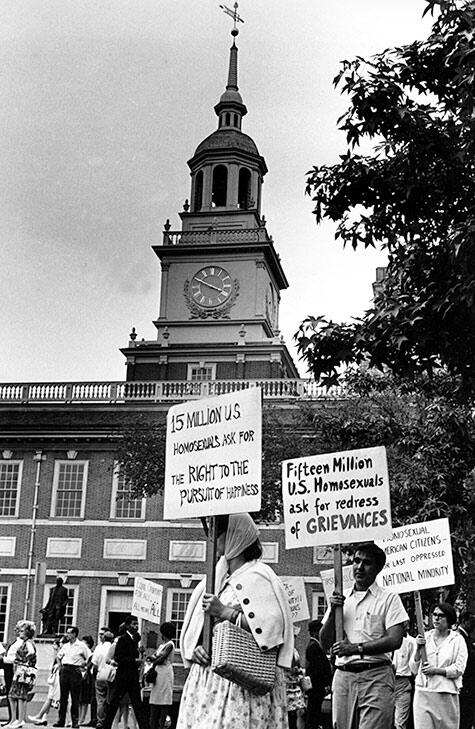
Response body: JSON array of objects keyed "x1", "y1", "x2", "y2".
[
  {"x1": 212, "y1": 165, "x2": 228, "y2": 207},
  {"x1": 225, "y1": 112, "x2": 231, "y2": 126},
  {"x1": 233, "y1": 114, "x2": 239, "y2": 128},
  {"x1": 238, "y1": 168, "x2": 251, "y2": 209},
  {"x1": 194, "y1": 170, "x2": 203, "y2": 212}
]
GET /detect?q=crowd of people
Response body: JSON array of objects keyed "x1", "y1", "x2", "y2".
[
  {"x1": 0, "y1": 618, "x2": 177, "y2": 729},
  {"x1": 0, "y1": 515, "x2": 473, "y2": 729}
]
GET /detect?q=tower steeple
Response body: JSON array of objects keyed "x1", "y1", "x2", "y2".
[{"x1": 215, "y1": 7, "x2": 247, "y2": 130}]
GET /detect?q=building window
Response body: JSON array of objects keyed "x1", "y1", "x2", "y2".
[
  {"x1": 238, "y1": 168, "x2": 251, "y2": 210},
  {"x1": 111, "y1": 466, "x2": 145, "y2": 520},
  {"x1": 187, "y1": 364, "x2": 216, "y2": 382},
  {"x1": 212, "y1": 165, "x2": 227, "y2": 207},
  {"x1": 166, "y1": 589, "x2": 193, "y2": 654},
  {"x1": 193, "y1": 170, "x2": 203, "y2": 212},
  {"x1": 0, "y1": 585, "x2": 10, "y2": 642},
  {"x1": 51, "y1": 461, "x2": 88, "y2": 518},
  {"x1": 0, "y1": 461, "x2": 23, "y2": 517},
  {"x1": 312, "y1": 591, "x2": 327, "y2": 621}
]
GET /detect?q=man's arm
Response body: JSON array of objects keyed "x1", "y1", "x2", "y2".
[
  {"x1": 320, "y1": 592, "x2": 345, "y2": 652},
  {"x1": 331, "y1": 623, "x2": 404, "y2": 658}
]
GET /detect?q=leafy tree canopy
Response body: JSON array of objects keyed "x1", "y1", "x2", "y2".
[{"x1": 299, "y1": 0, "x2": 475, "y2": 396}]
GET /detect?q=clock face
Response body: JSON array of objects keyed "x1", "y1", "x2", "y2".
[{"x1": 190, "y1": 266, "x2": 233, "y2": 308}]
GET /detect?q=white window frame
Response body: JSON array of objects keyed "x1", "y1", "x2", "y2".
[
  {"x1": 110, "y1": 463, "x2": 146, "y2": 520},
  {"x1": 50, "y1": 460, "x2": 89, "y2": 519},
  {"x1": 0, "y1": 583, "x2": 12, "y2": 642},
  {"x1": 0, "y1": 460, "x2": 23, "y2": 518},
  {"x1": 165, "y1": 587, "x2": 193, "y2": 661},
  {"x1": 311, "y1": 590, "x2": 327, "y2": 621},
  {"x1": 187, "y1": 363, "x2": 216, "y2": 382}
]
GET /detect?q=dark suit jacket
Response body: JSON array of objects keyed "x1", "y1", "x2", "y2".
[
  {"x1": 305, "y1": 637, "x2": 332, "y2": 694},
  {"x1": 114, "y1": 631, "x2": 140, "y2": 674},
  {"x1": 458, "y1": 627, "x2": 475, "y2": 698}
]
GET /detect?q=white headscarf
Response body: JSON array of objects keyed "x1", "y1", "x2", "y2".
[
  {"x1": 224, "y1": 513, "x2": 260, "y2": 560},
  {"x1": 180, "y1": 513, "x2": 260, "y2": 664}
]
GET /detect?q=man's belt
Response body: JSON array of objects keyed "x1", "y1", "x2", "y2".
[{"x1": 336, "y1": 661, "x2": 390, "y2": 673}]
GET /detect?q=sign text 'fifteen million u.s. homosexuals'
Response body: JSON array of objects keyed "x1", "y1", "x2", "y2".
[{"x1": 282, "y1": 446, "x2": 392, "y2": 548}]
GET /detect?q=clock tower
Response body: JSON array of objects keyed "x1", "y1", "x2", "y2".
[{"x1": 122, "y1": 15, "x2": 299, "y2": 385}]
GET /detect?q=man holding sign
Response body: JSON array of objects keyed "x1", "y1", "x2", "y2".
[{"x1": 320, "y1": 543, "x2": 408, "y2": 729}]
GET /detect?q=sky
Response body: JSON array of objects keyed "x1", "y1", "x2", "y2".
[{"x1": 1, "y1": 0, "x2": 433, "y2": 382}]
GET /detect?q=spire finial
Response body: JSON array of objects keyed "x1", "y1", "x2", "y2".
[{"x1": 219, "y1": 2, "x2": 244, "y2": 38}]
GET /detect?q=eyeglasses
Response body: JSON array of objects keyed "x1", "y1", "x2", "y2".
[{"x1": 432, "y1": 612, "x2": 446, "y2": 618}]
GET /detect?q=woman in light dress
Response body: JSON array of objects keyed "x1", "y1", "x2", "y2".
[
  {"x1": 28, "y1": 635, "x2": 68, "y2": 725},
  {"x1": 411, "y1": 602, "x2": 467, "y2": 729},
  {"x1": 177, "y1": 513, "x2": 294, "y2": 729},
  {"x1": 4, "y1": 620, "x2": 37, "y2": 729},
  {"x1": 148, "y1": 622, "x2": 176, "y2": 729}
]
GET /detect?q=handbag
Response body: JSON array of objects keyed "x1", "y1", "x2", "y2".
[
  {"x1": 96, "y1": 663, "x2": 116, "y2": 683},
  {"x1": 211, "y1": 617, "x2": 277, "y2": 696},
  {"x1": 143, "y1": 665, "x2": 157, "y2": 684}
]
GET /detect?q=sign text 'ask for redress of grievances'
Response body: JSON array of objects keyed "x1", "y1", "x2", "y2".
[
  {"x1": 164, "y1": 388, "x2": 262, "y2": 519},
  {"x1": 282, "y1": 446, "x2": 392, "y2": 548}
]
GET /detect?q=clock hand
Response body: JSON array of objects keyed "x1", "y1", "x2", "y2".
[{"x1": 195, "y1": 278, "x2": 225, "y2": 293}]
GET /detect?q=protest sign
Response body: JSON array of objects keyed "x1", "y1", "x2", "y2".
[
  {"x1": 282, "y1": 446, "x2": 392, "y2": 549},
  {"x1": 132, "y1": 576, "x2": 163, "y2": 625},
  {"x1": 376, "y1": 517, "x2": 454, "y2": 593},
  {"x1": 320, "y1": 565, "x2": 354, "y2": 603},
  {"x1": 281, "y1": 577, "x2": 310, "y2": 623},
  {"x1": 164, "y1": 388, "x2": 262, "y2": 519}
]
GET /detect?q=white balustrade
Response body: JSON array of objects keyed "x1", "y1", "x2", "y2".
[{"x1": 0, "y1": 379, "x2": 345, "y2": 404}]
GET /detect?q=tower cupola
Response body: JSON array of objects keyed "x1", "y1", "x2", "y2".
[{"x1": 184, "y1": 3, "x2": 267, "y2": 226}]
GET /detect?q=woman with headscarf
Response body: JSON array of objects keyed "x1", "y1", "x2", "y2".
[
  {"x1": 176, "y1": 513, "x2": 293, "y2": 729},
  {"x1": 410, "y1": 602, "x2": 468, "y2": 729}
]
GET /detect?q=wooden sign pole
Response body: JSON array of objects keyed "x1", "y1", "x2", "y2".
[
  {"x1": 414, "y1": 590, "x2": 427, "y2": 663},
  {"x1": 334, "y1": 544, "x2": 344, "y2": 642},
  {"x1": 203, "y1": 516, "x2": 217, "y2": 656}
]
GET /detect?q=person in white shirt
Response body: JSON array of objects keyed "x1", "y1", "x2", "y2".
[
  {"x1": 91, "y1": 628, "x2": 114, "y2": 729},
  {"x1": 54, "y1": 626, "x2": 91, "y2": 729},
  {"x1": 410, "y1": 602, "x2": 468, "y2": 729},
  {"x1": 320, "y1": 542, "x2": 408, "y2": 729},
  {"x1": 392, "y1": 622, "x2": 416, "y2": 729}
]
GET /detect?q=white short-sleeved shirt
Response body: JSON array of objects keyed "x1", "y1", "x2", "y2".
[
  {"x1": 91, "y1": 642, "x2": 112, "y2": 671},
  {"x1": 322, "y1": 580, "x2": 408, "y2": 665},
  {"x1": 57, "y1": 639, "x2": 91, "y2": 667}
]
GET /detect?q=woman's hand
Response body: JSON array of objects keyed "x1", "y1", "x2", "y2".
[
  {"x1": 415, "y1": 635, "x2": 426, "y2": 647},
  {"x1": 202, "y1": 593, "x2": 226, "y2": 619},
  {"x1": 192, "y1": 645, "x2": 210, "y2": 666}
]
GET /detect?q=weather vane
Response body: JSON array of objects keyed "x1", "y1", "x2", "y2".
[{"x1": 219, "y1": 2, "x2": 244, "y2": 36}]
